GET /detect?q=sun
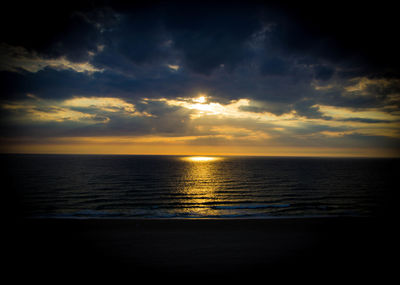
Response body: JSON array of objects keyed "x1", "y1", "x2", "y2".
[
  {"x1": 192, "y1": 95, "x2": 207, "y2": 103},
  {"x1": 182, "y1": 156, "x2": 221, "y2": 162}
]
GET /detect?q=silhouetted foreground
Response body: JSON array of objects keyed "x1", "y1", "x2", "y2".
[{"x1": 5, "y1": 217, "x2": 395, "y2": 281}]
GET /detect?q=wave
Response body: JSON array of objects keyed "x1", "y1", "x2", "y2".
[{"x1": 211, "y1": 204, "x2": 291, "y2": 210}]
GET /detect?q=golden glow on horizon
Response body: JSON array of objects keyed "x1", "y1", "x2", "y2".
[{"x1": 2, "y1": 138, "x2": 398, "y2": 158}]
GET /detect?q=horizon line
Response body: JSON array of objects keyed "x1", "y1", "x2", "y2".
[{"x1": 1, "y1": 152, "x2": 398, "y2": 159}]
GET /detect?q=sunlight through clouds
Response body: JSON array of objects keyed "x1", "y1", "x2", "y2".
[{"x1": 144, "y1": 95, "x2": 268, "y2": 119}]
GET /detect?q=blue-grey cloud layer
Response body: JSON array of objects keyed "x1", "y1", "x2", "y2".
[{"x1": 1, "y1": 0, "x2": 399, "y2": 153}]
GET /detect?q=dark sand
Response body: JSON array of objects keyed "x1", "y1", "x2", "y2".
[{"x1": 5, "y1": 217, "x2": 395, "y2": 281}]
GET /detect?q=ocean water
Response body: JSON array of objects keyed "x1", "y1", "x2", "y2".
[{"x1": 3, "y1": 154, "x2": 398, "y2": 219}]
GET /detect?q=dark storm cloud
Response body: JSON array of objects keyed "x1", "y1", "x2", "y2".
[
  {"x1": 261, "y1": 2, "x2": 400, "y2": 77},
  {"x1": 91, "y1": 8, "x2": 171, "y2": 70},
  {"x1": 3, "y1": 1, "x2": 399, "y2": 73},
  {"x1": 260, "y1": 57, "x2": 291, "y2": 76},
  {"x1": 0, "y1": 62, "x2": 194, "y2": 100},
  {"x1": 2, "y1": 1, "x2": 128, "y2": 62},
  {"x1": 313, "y1": 65, "x2": 335, "y2": 81},
  {"x1": 163, "y1": 2, "x2": 262, "y2": 75},
  {"x1": 2, "y1": 1, "x2": 398, "y2": 85},
  {"x1": 0, "y1": 69, "x2": 98, "y2": 99},
  {"x1": 293, "y1": 100, "x2": 330, "y2": 120},
  {"x1": 1, "y1": 3, "x2": 98, "y2": 62}
]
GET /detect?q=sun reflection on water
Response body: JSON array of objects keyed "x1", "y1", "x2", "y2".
[{"x1": 176, "y1": 156, "x2": 224, "y2": 216}]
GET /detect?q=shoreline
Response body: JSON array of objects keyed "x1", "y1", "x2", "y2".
[
  {"x1": 24, "y1": 213, "x2": 374, "y2": 220},
  {"x1": 6, "y1": 217, "x2": 395, "y2": 280}
]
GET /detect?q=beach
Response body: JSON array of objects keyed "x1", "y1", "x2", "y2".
[{"x1": 6, "y1": 217, "x2": 394, "y2": 281}]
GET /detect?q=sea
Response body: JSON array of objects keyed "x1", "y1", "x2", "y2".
[{"x1": 2, "y1": 154, "x2": 398, "y2": 219}]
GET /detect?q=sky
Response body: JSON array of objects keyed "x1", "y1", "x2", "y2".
[{"x1": 0, "y1": 0, "x2": 399, "y2": 157}]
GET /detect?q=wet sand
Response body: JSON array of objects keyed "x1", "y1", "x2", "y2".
[{"x1": 5, "y1": 217, "x2": 395, "y2": 281}]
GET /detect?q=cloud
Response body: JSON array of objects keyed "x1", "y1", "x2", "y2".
[
  {"x1": 313, "y1": 65, "x2": 335, "y2": 81},
  {"x1": 0, "y1": 68, "x2": 102, "y2": 100},
  {"x1": 161, "y1": 2, "x2": 263, "y2": 75},
  {"x1": 0, "y1": 95, "x2": 148, "y2": 126},
  {"x1": 0, "y1": 44, "x2": 103, "y2": 74},
  {"x1": 167, "y1": 64, "x2": 180, "y2": 71},
  {"x1": 260, "y1": 57, "x2": 291, "y2": 76},
  {"x1": 1, "y1": 1, "x2": 399, "y2": 156},
  {"x1": 63, "y1": 97, "x2": 136, "y2": 113},
  {"x1": 1, "y1": 101, "x2": 107, "y2": 124},
  {"x1": 0, "y1": 2, "x2": 118, "y2": 63}
]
